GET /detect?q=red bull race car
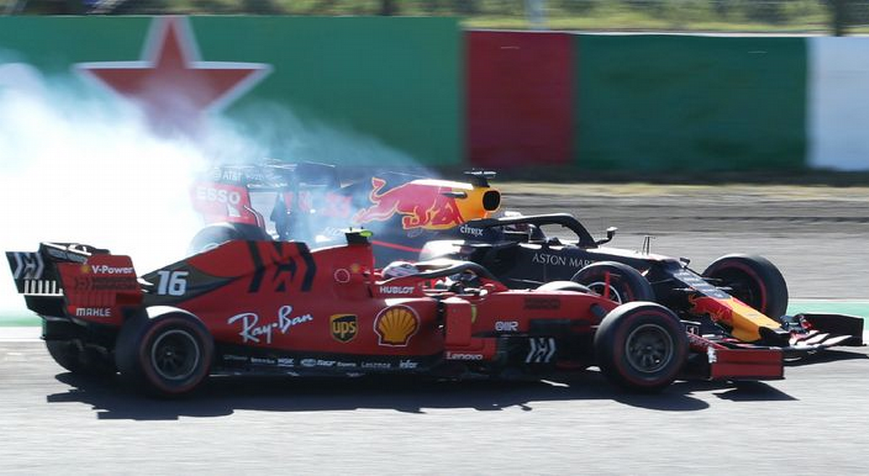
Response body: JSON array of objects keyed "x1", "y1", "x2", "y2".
[
  {"x1": 189, "y1": 162, "x2": 501, "y2": 264},
  {"x1": 420, "y1": 213, "x2": 865, "y2": 358},
  {"x1": 8, "y1": 231, "x2": 787, "y2": 397}
]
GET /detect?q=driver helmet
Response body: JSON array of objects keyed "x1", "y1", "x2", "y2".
[{"x1": 382, "y1": 261, "x2": 419, "y2": 279}]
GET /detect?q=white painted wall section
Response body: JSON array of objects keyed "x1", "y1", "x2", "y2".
[{"x1": 808, "y1": 37, "x2": 869, "y2": 171}]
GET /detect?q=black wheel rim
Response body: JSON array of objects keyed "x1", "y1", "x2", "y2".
[
  {"x1": 625, "y1": 323, "x2": 674, "y2": 374},
  {"x1": 150, "y1": 329, "x2": 201, "y2": 381},
  {"x1": 588, "y1": 282, "x2": 624, "y2": 303}
]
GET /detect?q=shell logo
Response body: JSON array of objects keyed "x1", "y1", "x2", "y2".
[{"x1": 374, "y1": 305, "x2": 420, "y2": 347}]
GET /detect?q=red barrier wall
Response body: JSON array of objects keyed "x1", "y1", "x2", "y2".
[{"x1": 466, "y1": 31, "x2": 574, "y2": 167}]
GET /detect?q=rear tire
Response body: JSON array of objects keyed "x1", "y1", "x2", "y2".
[
  {"x1": 594, "y1": 302, "x2": 687, "y2": 392},
  {"x1": 45, "y1": 340, "x2": 115, "y2": 376},
  {"x1": 45, "y1": 340, "x2": 84, "y2": 373},
  {"x1": 188, "y1": 223, "x2": 269, "y2": 255},
  {"x1": 115, "y1": 312, "x2": 213, "y2": 397},
  {"x1": 702, "y1": 254, "x2": 788, "y2": 320},
  {"x1": 571, "y1": 261, "x2": 654, "y2": 304}
]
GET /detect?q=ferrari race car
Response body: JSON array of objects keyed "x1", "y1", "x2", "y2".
[
  {"x1": 421, "y1": 213, "x2": 865, "y2": 356},
  {"x1": 8, "y1": 231, "x2": 786, "y2": 397},
  {"x1": 189, "y1": 162, "x2": 501, "y2": 264}
]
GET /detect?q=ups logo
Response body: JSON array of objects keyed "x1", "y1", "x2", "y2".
[{"x1": 330, "y1": 314, "x2": 358, "y2": 343}]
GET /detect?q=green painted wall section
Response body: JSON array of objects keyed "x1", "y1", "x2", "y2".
[
  {"x1": 574, "y1": 35, "x2": 807, "y2": 172},
  {"x1": 0, "y1": 16, "x2": 462, "y2": 166},
  {"x1": 190, "y1": 17, "x2": 462, "y2": 166},
  {"x1": 0, "y1": 17, "x2": 151, "y2": 72}
]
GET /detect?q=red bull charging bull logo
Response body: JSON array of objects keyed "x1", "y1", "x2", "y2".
[{"x1": 354, "y1": 177, "x2": 464, "y2": 230}]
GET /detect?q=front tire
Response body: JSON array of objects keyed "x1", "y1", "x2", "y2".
[
  {"x1": 536, "y1": 281, "x2": 592, "y2": 293},
  {"x1": 702, "y1": 254, "x2": 788, "y2": 320},
  {"x1": 571, "y1": 261, "x2": 655, "y2": 304},
  {"x1": 594, "y1": 302, "x2": 687, "y2": 392},
  {"x1": 115, "y1": 312, "x2": 213, "y2": 397}
]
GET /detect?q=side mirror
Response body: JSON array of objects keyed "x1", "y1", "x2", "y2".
[{"x1": 595, "y1": 226, "x2": 618, "y2": 246}]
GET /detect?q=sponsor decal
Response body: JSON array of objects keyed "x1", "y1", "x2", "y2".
[
  {"x1": 45, "y1": 247, "x2": 87, "y2": 263},
  {"x1": 354, "y1": 177, "x2": 464, "y2": 230},
  {"x1": 301, "y1": 358, "x2": 317, "y2": 368},
  {"x1": 689, "y1": 294, "x2": 765, "y2": 329},
  {"x1": 495, "y1": 321, "x2": 519, "y2": 332},
  {"x1": 446, "y1": 352, "x2": 484, "y2": 361},
  {"x1": 707, "y1": 346, "x2": 718, "y2": 364},
  {"x1": 361, "y1": 362, "x2": 391, "y2": 370},
  {"x1": 373, "y1": 305, "x2": 420, "y2": 347},
  {"x1": 524, "y1": 297, "x2": 561, "y2": 310},
  {"x1": 227, "y1": 304, "x2": 313, "y2": 345},
  {"x1": 251, "y1": 357, "x2": 277, "y2": 366},
  {"x1": 220, "y1": 169, "x2": 243, "y2": 182},
  {"x1": 223, "y1": 354, "x2": 249, "y2": 363},
  {"x1": 378, "y1": 285, "x2": 416, "y2": 295},
  {"x1": 526, "y1": 338, "x2": 557, "y2": 364},
  {"x1": 330, "y1": 314, "x2": 358, "y2": 343},
  {"x1": 459, "y1": 224, "x2": 484, "y2": 237},
  {"x1": 277, "y1": 358, "x2": 295, "y2": 368},
  {"x1": 334, "y1": 268, "x2": 351, "y2": 284},
  {"x1": 85, "y1": 264, "x2": 135, "y2": 275},
  {"x1": 296, "y1": 359, "x2": 342, "y2": 368},
  {"x1": 531, "y1": 253, "x2": 595, "y2": 268},
  {"x1": 399, "y1": 359, "x2": 419, "y2": 369},
  {"x1": 71, "y1": 276, "x2": 139, "y2": 292},
  {"x1": 677, "y1": 270, "x2": 730, "y2": 299},
  {"x1": 74, "y1": 307, "x2": 112, "y2": 318},
  {"x1": 9, "y1": 252, "x2": 44, "y2": 279},
  {"x1": 195, "y1": 185, "x2": 242, "y2": 205}
]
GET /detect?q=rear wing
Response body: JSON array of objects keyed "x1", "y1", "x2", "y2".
[{"x1": 6, "y1": 243, "x2": 142, "y2": 324}]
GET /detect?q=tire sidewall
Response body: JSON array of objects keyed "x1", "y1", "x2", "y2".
[
  {"x1": 536, "y1": 281, "x2": 592, "y2": 293},
  {"x1": 45, "y1": 340, "x2": 83, "y2": 374},
  {"x1": 595, "y1": 303, "x2": 687, "y2": 392},
  {"x1": 188, "y1": 223, "x2": 267, "y2": 255},
  {"x1": 571, "y1": 261, "x2": 655, "y2": 303},
  {"x1": 116, "y1": 313, "x2": 213, "y2": 397},
  {"x1": 703, "y1": 254, "x2": 788, "y2": 320}
]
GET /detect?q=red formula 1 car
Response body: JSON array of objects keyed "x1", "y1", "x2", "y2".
[{"x1": 7, "y1": 232, "x2": 784, "y2": 397}]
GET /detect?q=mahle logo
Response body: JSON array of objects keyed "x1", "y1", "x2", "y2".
[{"x1": 330, "y1": 314, "x2": 358, "y2": 343}]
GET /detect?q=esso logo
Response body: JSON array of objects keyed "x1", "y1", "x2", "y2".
[{"x1": 196, "y1": 186, "x2": 241, "y2": 205}]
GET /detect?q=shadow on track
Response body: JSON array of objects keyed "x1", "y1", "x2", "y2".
[
  {"x1": 45, "y1": 370, "x2": 794, "y2": 421},
  {"x1": 785, "y1": 349, "x2": 869, "y2": 367}
]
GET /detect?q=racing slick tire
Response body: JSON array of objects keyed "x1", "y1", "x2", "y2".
[
  {"x1": 594, "y1": 302, "x2": 687, "y2": 393},
  {"x1": 45, "y1": 340, "x2": 115, "y2": 376},
  {"x1": 187, "y1": 223, "x2": 268, "y2": 255},
  {"x1": 702, "y1": 254, "x2": 789, "y2": 321},
  {"x1": 536, "y1": 281, "x2": 593, "y2": 293},
  {"x1": 115, "y1": 311, "x2": 214, "y2": 398},
  {"x1": 571, "y1": 262, "x2": 655, "y2": 304}
]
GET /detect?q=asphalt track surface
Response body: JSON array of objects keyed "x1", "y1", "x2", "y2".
[{"x1": 1, "y1": 184, "x2": 868, "y2": 475}]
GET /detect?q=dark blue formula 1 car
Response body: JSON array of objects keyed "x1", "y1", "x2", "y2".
[{"x1": 420, "y1": 213, "x2": 864, "y2": 357}]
